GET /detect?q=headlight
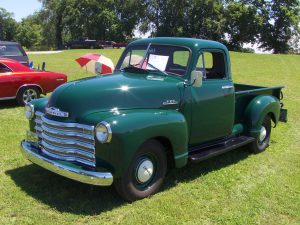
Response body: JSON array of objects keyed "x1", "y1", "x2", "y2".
[
  {"x1": 95, "y1": 121, "x2": 112, "y2": 143},
  {"x1": 25, "y1": 103, "x2": 34, "y2": 120}
]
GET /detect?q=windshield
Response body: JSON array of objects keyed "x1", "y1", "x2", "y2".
[
  {"x1": 116, "y1": 44, "x2": 190, "y2": 77},
  {"x1": 0, "y1": 44, "x2": 24, "y2": 57}
]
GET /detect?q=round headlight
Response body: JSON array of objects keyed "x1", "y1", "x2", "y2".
[
  {"x1": 95, "y1": 122, "x2": 112, "y2": 143},
  {"x1": 25, "y1": 103, "x2": 34, "y2": 120}
]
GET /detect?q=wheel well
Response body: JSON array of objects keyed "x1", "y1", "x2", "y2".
[
  {"x1": 153, "y1": 136, "x2": 175, "y2": 169},
  {"x1": 17, "y1": 85, "x2": 43, "y2": 96}
]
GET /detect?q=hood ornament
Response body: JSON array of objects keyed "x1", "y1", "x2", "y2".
[{"x1": 46, "y1": 107, "x2": 69, "y2": 118}]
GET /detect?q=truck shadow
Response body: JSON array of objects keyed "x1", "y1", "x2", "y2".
[{"x1": 6, "y1": 147, "x2": 250, "y2": 215}]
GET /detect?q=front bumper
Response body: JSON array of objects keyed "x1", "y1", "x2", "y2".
[{"x1": 20, "y1": 140, "x2": 113, "y2": 186}]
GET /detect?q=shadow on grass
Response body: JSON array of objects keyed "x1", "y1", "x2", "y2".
[
  {"x1": 0, "y1": 100, "x2": 21, "y2": 110},
  {"x1": 0, "y1": 99, "x2": 19, "y2": 109},
  {"x1": 6, "y1": 147, "x2": 250, "y2": 215}
]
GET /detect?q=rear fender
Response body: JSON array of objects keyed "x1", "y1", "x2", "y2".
[{"x1": 244, "y1": 95, "x2": 280, "y2": 138}]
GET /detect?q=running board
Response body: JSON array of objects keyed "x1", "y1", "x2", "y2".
[{"x1": 188, "y1": 136, "x2": 255, "y2": 162}]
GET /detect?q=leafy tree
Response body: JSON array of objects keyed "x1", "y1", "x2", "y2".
[
  {"x1": 39, "y1": 0, "x2": 68, "y2": 48},
  {"x1": 223, "y1": 1, "x2": 262, "y2": 50},
  {"x1": 141, "y1": 0, "x2": 225, "y2": 40},
  {"x1": 16, "y1": 15, "x2": 43, "y2": 49},
  {"x1": 0, "y1": 8, "x2": 18, "y2": 41},
  {"x1": 257, "y1": 0, "x2": 300, "y2": 53},
  {"x1": 183, "y1": 0, "x2": 225, "y2": 40}
]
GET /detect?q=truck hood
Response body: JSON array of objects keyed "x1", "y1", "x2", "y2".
[{"x1": 46, "y1": 72, "x2": 184, "y2": 121}]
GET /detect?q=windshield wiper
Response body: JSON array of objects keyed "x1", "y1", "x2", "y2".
[
  {"x1": 146, "y1": 62, "x2": 168, "y2": 76},
  {"x1": 121, "y1": 66, "x2": 149, "y2": 74}
]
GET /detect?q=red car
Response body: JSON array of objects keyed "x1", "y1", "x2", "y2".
[{"x1": 0, "y1": 58, "x2": 67, "y2": 105}]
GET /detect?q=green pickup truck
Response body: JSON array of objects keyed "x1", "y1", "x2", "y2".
[{"x1": 21, "y1": 38, "x2": 287, "y2": 201}]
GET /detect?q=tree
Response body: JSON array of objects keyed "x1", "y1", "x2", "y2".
[
  {"x1": 223, "y1": 1, "x2": 262, "y2": 50},
  {"x1": 39, "y1": 0, "x2": 68, "y2": 48},
  {"x1": 183, "y1": 0, "x2": 225, "y2": 40},
  {"x1": 258, "y1": 0, "x2": 300, "y2": 53},
  {"x1": 16, "y1": 15, "x2": 43, "y2": 49},
  {"x1": 0, "y1": 8, "x2": 18, "y2": 41},
  {"x1": 141, "y1": 0, "x2": 225, "y2": 40}
]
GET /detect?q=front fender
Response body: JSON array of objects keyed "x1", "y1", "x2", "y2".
[
  {"x1": 244, "y1": 95, "x2": 280, "y2": 138},
  {"x1": 84, "y1": 109, "x2": 188, "y2": 178}
]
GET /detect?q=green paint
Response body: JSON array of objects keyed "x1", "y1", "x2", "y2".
[{"x1": 27, "y1": 37, "x2": 284, "y2": 179}]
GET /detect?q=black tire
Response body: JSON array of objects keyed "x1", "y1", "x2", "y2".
[
  {"x1": 17, "y1": 86, "x2": 40, "y2": 105},
  {"x1": 248, "y1": 115, "x2": 272, "y2": 154},
  {"x1": 114, "y1": 139, "x2": 167, "y2": 202}
]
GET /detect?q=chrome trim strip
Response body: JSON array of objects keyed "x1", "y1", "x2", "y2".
[
  {"x1": 21, "y1": 140, "x2": 113, "y2": 186},
  {"x1": 41, "y1": 124, "x2": 95, "y2": 142},
  {"x1": 42, "y1": 132, "x2": 95, "y2": 150},
  {"x1": 41, "y1": 140, "x2": 95, "y2": 159},
  {"x1": 34, "y1": 125, "x2": 43, "y2": 132},
  {"x1": 35, "y1": 111, "x2": 44, "y2": 117},
  {"x1": 35, "y1": 118, "x2": 42, "y2": 125},
  {"x1": 222, "y1": 85, "x2": 233, "y2": 89},
  {"x1": 42, "y1": 116, "x2": 94, "y2": 132},
  {"x1": 0, "y1": 96, "x2": 16, "y2": 100}
]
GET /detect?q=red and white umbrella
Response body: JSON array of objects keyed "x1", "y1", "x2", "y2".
[{"x1": 75, "y1": 53, "x2": 114, "y2": 75}]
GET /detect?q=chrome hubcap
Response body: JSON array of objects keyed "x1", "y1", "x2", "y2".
[
  {"x1": 23, "y1": 89, "x2": 37, "y2": 104},
  {"x1": 136, "y1": 158, "x2": 154, "y2": 183},
  {"x1": 258, "y1": 126, "x2": 267, "y2": 143}
]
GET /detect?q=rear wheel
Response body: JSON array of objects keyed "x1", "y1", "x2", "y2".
[
  {"x1": 114, "y1": 140, "x2": 167, "y2": 202},
  {"x1": 248, "y1": 115, "x2": 271, "y2": 153},
  {"x1": 17, "y1": 87, "x2": 40, "y2": 105}
]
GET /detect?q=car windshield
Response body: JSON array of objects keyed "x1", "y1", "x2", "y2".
[
  {"x1": 116, "y1": 44, "x2": 190, "y2": 77},
  {"x1": 0, "y1": 45, "x2": 24, "y2": 57}
]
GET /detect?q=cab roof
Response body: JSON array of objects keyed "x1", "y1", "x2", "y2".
[{"x1": 128, "y1": 37, "x2": 228, "y2": 52}]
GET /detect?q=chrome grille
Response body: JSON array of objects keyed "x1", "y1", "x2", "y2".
[{"x1": 34, "y1": 111, "x2": 96, "y2": 167}]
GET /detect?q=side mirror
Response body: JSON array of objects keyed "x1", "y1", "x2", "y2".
[{"x1": 191, "y1": 70, "x2": 203, "y2": 87}]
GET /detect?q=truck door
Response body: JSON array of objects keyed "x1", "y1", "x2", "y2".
[{"x1": 189, "y1": 50, "x2": 235, "y2": 145}]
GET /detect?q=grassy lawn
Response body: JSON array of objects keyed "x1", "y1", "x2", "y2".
[{"x1": 0, "y1": 49, "x2": 299, "y2": 224}]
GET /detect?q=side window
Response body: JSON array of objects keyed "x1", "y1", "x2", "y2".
[
  {"x1": 0, "y1": 63, "x2": 12, "y2": 73},
  {"x1": 196, "y1": 50, "x2": 226, "y2": 79}
]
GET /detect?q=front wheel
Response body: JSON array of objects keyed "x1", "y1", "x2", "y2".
[
  {"x1": 17, "y1": 86, "x2": 40, "y2": 105},
  {"x1": 248, "y1": 115, "x2": 272, "y2": 154},
  {"x1": 114, "y1": 140, "x2": 167, "y2": 202}
]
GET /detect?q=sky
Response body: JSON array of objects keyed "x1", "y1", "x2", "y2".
[{"x1": 0, "y1": 0, "x2": 42, "y2": 21}]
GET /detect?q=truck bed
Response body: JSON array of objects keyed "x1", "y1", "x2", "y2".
[{"x1": 234, "y1": 83, "x2": 284, "y2": 123}]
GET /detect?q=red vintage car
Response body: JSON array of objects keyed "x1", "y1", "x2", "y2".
[{"x1": 0, "y1": 58, "x2": 67, "y2": 105}]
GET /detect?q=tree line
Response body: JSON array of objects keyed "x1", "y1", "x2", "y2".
[{"x1": 0, "y1": 0, "x2": 299, "y2": 53}]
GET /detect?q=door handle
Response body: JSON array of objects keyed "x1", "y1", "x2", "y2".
[{"x1": 222, "y1": 85, "x2": 233, "y2": 89}]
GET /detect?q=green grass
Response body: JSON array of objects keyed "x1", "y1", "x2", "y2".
[{"x1": 0, "y1": 49, "x2": 299, "y2": 225}]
